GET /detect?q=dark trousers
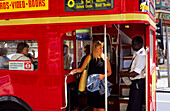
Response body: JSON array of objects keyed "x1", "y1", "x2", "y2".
[{"x1": 127, "y1": 79, "x2": 145, "y2": 111}]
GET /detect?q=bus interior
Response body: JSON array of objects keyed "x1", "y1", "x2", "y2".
[{"x1": 63, "y1": 24, "x2": 148, "y2": 111}]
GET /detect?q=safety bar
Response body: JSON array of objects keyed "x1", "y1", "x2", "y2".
[
  {"x1": 145, "y1": 47, "x2": 149, "y2": 111},
  {"x1": 60, "y1": 72, "x2": 72, "y2": 109}
]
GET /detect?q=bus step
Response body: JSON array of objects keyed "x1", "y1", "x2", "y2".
[
  {"x1": 121, "y1": 69, "x2": 128, "y2": 72},
  {"x1": 123, "y1": 56, "x2": 133, "y2": 59},
  {"x1": 108, "y1": 96, "x2": 119, "y2": 111},
  {"x1": 119, "y1": 97, "x2": 129, "y2": 101},
  {"x1": 122, "y1": 44, "x2": 132, "y2": 47},
  {"x1": 120, "y1": 85, "x2": 130, "y2": 97},
  {"x1": 119, "y1": 99, "x2": 128, "y2": 111}
]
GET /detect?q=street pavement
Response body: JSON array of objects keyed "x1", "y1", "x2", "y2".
[{"x1": 156, "y1": 89, "x2": 170, "y2": 111}]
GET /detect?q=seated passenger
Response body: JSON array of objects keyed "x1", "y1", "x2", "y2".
[
  {"x1": 2, "y1": 48, "x2": 10, "y2": 62},
  {"x1": 11, "y1": 42, "x2": 31, "y2": 60},
  {"x1": 0, "y1": 49, "x2": 8, "y2": 69}
]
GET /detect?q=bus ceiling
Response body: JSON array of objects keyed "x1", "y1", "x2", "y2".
[{"x1": 75, "y1": 25, "x2": 132, "y2": 43}]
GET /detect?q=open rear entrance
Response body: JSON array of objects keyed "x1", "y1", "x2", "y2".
[{"x1": 62, "y1": 24, "x2": 147, "y2": 111}]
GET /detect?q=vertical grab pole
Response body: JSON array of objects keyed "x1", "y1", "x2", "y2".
[
  {"x1": 104, "y1": 25, "x2": 108, "y2": 111},
  {"x1": 145, "y1": 47, "x2": 149, "y2": 111},
  {"x1": 165, "y1": 26, "x2": 170, "y2": 87},
  {"x1": 90, "y1": 27, "x2": 93, "y2": 54}
]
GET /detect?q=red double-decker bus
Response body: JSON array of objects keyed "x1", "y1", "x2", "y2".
[{"x1": 0, "y1": 0, "x2": 156, "y2": 111}]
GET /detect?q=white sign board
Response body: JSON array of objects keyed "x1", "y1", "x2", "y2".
[{"x1": 9, "y1": 60, "x2": 33, "y2": 71}]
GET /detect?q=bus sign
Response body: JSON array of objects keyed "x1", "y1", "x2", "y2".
[
  {"x1": 65, "y1": 0, "x2": 114, "y2": 12},
  {"x1": 0, "y1": 0, "x2": 49, "y2": 13},
  {"x1": 9, "y1": 60, "x2": 33, "y2": 71}
]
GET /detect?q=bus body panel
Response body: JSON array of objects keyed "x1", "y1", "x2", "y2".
[
  {"x1": 0, "y1": 25, "x2": 66, "y2": 110},
  {"x1": 0, "y1": 0, "x2": 156, "y2": 111},
  {"x1": 0, "y1": 0, "x2": 154, "y2": 20}
]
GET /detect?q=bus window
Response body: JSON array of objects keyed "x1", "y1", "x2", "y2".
[
  {"x1": 77, "y1": 41, "x2": 91, "y2": 68},
  {"x1": 63, "y1": 40, "x2": 74, "y2": 70},
  {"x1": 150, "y1": 30, "x2": 154, "y2": 65},
  {"x1": 0, "y1": 40, "x2": 38, "y2": 71}
]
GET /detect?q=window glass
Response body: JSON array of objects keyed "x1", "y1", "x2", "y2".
[
  {"x1": 75, "y1": 28, "x2": 91, "y2": 68},
  {"x1": 150, "y1": 3, "x2": 155, "y2": 16},
  {"x1": 77, "y1": 41, "x2": 85, "y2": 67},
  {"x1": 150, "y1": 30, "x2": 153, "y2": 65},
  {"x1": 77, "y1": 41, "x2": 91, "y2": 68},
  {"x1": 63, "y1": 40, "x2": 74, "y2": 70},
  {"x1": 0, "y1": 40, "x2": 38, "y2": 71}
]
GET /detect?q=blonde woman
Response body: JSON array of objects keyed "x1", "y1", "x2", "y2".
[{"x1": 71, "y1": 40, "x2": 112, "y2": 111}]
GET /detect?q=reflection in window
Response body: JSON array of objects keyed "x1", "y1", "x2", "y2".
[
  {"x1": 63, "y1": 40, "x2": 74, "y2": 70},
  {"x1": 150, "y1": 3, "x2": 155, "y2": 16}
]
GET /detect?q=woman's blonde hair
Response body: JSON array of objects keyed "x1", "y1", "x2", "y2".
[{"x1": 92, "y1": 40, "x2": 105, "y2": 60}]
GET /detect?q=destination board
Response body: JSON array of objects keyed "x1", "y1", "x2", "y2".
[{"x1": 65, "y1": 0, "x2": 114, "y2": 12}]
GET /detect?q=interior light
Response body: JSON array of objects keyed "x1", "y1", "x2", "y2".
[{"x1": 124, "y1": 25, "x2": 130, "y2": 29}]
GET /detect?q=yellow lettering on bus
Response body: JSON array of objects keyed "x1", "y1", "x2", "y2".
[
  {"x1": 85, "y1": 4, "x2": 92, "y2": 8},
  {"x1": 76, "y1": 4, "x2": 84, "y2": 9},
  {"x1": 86, "y1": 0, "x2": 93, "y2": 4},
  {"x1": 81, "y1": 0, "x2": 84, "y2": 4},
  {"x1": 96, "y1": 0, "x2": 106, "y2": 2},
  {"x1": 103, "y1": 3, "x2": 111, "y2": 7},
  {"x1": 95, "y1": 3, "x2": 102, "y2": 7},
  {"x1": 67, "y1": 0, "x2": 75, "y2": 8}
]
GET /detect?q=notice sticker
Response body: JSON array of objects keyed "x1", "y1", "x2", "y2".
[
  {"x1": 0, "y1": 0, "x2": 49, "y2": 13},
  {"x1": 9, "y1": 60, "x2": 33, "y2": 71}
]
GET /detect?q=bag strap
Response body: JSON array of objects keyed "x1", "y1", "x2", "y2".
[
  {"x1": 128, "y1": 54, "x2": 137, "y2": 72},
  {"x1": 84, "y1": 55, "x2": 91, "y2": 70}
]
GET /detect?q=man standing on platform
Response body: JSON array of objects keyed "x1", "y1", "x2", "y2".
[{"x1": 121, "y1": 36, "x2": 146, "y2": 111}]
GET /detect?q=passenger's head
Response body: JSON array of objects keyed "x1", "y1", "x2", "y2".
[
  {"x1": 0, "y1": 49, "x2": 4, "y2": 56},
  {"x1": 84, "y1": 45, "x2": 90, "y2": 55},
  {"x1": 92, "y1": 40, "x2": 104, "y2": 58},
  {"x1": 17, "y1": 42, "x2": 29, "y2": 56},
  {"x1": 132, "y1": 36, "x2": 143, "y2": 51},
  {"x1": 2, "y1": 48, "x2": 8, "y2": 56},
  {"x1": 63, "y1": 44, "x2": 68, "y2": 55}
]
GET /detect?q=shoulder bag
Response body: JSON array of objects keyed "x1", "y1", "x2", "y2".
[{"x1": 79, "y1": 55, "x2": 91, "y2": 92}]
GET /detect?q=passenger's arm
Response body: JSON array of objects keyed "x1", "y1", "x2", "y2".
[
  {"x1": 120, "y1": 71, "x2": 139, "y2": 77},
  {"x1": 70, "y1": 55, "x2": 90, "y2": 74}
]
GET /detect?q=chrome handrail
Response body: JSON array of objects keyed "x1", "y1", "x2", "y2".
[
  {"x1": 145, "y1": 47, "x2": 149, "y2": 111},
  {"x1": 60, "y1": 72, "x2": 72, "y2": 109}
]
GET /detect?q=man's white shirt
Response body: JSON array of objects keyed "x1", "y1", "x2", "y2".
[
  {"x1": 130, "y1": 47, "x2": 146, "y2": 80},
  {"x1": 11, "y1": 53, "x2": 30, "y2": 60}
]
